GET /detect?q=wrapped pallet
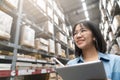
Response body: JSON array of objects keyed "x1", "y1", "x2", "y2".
[
  {"x1": 63, "y1": 36, "x2": 67, "y2": 44},
  {"x1": 116, "y1": 37, "x2": 120, "y2": 47},
  {"x1": 44, "y1": 21, "x2": 54, "y2": 35},
  {"x1": 35, "y1": 38, "x2": 48, "y2": 52},
  {"x1": 20, "y1": 25, "x2": 35, "y2": 48},
  {"x1": 108, "y1": 31, "x2": 114, "y2": 41},
  {"x1": 107, "y1": 1, "x2": 113, "y2": 15},
  {"x1": 101, "y1": 0, "x2": 106, "y2": 9},
  {"x1": 61, "y1": 49, "x2": 66, "y2": 58},
  {"x1": 0, "y1": 10, "x2": 13, "y2": 40},
  {"x1": 65, "y1": 27, "x2": 69, "y2": 36},
  {"x1": 112, "y1": 15, "x2": 120, "y2": 34},
  {"x1": 56, "y1": 32, "x2": 68, "y2": 44},
  {"x1": 111, "y1": 44, "x2": 120, "y2": 54},
  {"x1": 68, "y1": 39, "x2": 73, "y2": 48},
  {"x1": 56, "y1": 32, "x2": 64, "y2": 42},
  {"x1": 47, "y1": 6, "x2": 53, "y2": 19},
  {"x1": 56, "y1": 43, "x2": 62, "y2": 56},
  {"x1": 48, "y1": 39, "x2": 55, "y2": 54},
  {"x1": 61, "y1": 23, "x2": 66, "y2": 32},
  {"x1": 54, "y1": 14, "x2": 58, "y2": 25}
]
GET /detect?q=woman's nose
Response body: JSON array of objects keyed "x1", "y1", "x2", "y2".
[{"x1": 76, "y1": 32, "x2": 82, "y2": 37}]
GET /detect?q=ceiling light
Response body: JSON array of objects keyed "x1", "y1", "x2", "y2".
[
  {"x1": 86, "y1": 17, "x2": 90, "y2": 20},
  {"x1": 84, "y1": 11, "x2": 89, "y2": 17},
  {"x1": 82, "y1": 2, "x2": 87, "y2": 10},
  {"x1": 81, "y1": 0, "x2": 85, "y2": 2}
]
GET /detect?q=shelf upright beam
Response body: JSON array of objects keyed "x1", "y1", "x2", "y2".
[{"x1": 10, "y1": 0, "x2": 23, "y2": 80}]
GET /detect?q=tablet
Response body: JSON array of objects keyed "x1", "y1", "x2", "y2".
[{"x1": 56, "y1": 60, "x2": 107, "y2": 80}]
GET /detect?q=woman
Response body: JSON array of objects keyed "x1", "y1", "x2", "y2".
[{"x1": 67, "y1": 21, "x2": 120, "y2": 80}]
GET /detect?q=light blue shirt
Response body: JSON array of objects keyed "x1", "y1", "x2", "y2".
[{"x1": 67, "y1": 52, "x2": 120, "y2": 80}]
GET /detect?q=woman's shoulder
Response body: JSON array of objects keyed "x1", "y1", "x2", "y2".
[
  {"x1": 105, "y1": 53, "x2": 120, "y2": 63},
  {"x1": 99, "y1": 52, "x2": 120, "y2": 60},
  {"x1": 108, "y1": 53, "x2": 120, "y2": 59}
]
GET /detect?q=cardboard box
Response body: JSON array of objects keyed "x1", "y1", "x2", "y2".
[
  {"x1": 102, "y1": 0, "x2": 106, "y2": 9},
  {"x1": 112, "y1": 15, "x2": 120, "y2": 34},
  {"x1": 61, "y1": 49, "x2": 66, "y2": 58},
  {"x1": 61, "y1": 23, "x2": 66, "y2": 32},
  {"x1": 56, "y1": 32, "x2": 64, "y2": 42},
  {"x1": 54, "y1": 14, "x2": 58, "y2": 25},
  {"x1": 68, "y1": 39, "x2": 73, "y2": 48},
  {"x1": 38, "y1": 38, "x2": 48, "y2": 45},
  {"x1": 47, "y1": 6, "x2": 53, "y2": 19},
  {"x1": 63, "y1": 36, "x2": 67, "y2": 44},
  {"x1": 56, "y1": 32, "x2": 67, "y2": 44},
  {"x1": 56, "y1": 43, "x2": 62, "y2": 55},
  {"x1": 116, "y1": 37, "x2": 120, "y2": 47},
  {"x1": 108, "y1": 31, "x2": 114, "y2": 41},
  {"x1": 107, "y1": 1, "x2": 113, "y2": 15},
  {"x1": 0, "y1": 10, "x2": 13, "y2": 40},
  {"x1": 48, "y1": 39, "x2": 55, "y2": 54},
  {"x1": 20, "y1": 25, "x2": 35, "y2": 48},
  {"x1": 65, "y1": 27, "x2": 69, "y2": 36},
  {"x1": 35, "y1": 38, "x2": 48, "y2": 52},
  {"x1": 44, "y1": 21, "x2": 54, "y2": 35},
  {"x1": 111, "y1": 44, "x2": 120, "y2": 54}
]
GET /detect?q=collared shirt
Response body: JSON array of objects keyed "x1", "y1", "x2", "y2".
[{"x1": 67, "y1": 52, "x2": 120, "y2": 80}]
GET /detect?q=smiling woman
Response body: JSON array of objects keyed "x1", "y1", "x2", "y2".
[
  {"x1": 67, "y1": 21, "x2": 120, "y2": 80},
  {"x1": 73, "y1": 21, "x2": 106, "y2": 57}
]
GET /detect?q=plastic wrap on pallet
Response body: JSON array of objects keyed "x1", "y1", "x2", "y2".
[{"x1": 0, "y1": 10, "x2": 13, "y2": 40}]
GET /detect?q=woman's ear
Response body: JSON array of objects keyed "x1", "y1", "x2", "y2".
[{"x1": 93, "y1": 37, "x2": 96, "y2": 41}]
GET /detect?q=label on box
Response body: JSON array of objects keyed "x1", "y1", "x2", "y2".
[
  {"x1": 41, "y1": 69, "x2": 47, "y2": 73},
  {"x1": 0, "y1": 55, "x2": 5, "y2": 59}
]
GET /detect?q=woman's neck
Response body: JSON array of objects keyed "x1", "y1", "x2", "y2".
[{"x1": 82, "y1": 46, "x2": 98, "y2": 62}]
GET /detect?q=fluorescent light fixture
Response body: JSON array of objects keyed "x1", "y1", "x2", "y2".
[
  {"x1": 86, "y1": 17, "x2": 90, "y2": 20},
  {"x1": 84, "y1": 11, "x2": 89, "y2": 17},
  {"x1": 81, "y1": 0, "x2": 85, "y2": 2},
  {"x1": 82, "y1": 2, "x2": 87, "y2": 10}
]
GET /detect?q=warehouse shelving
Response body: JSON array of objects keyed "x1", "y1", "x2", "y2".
[
  {"x1": 0, "y1": 0, "x2": 75, "y2": 80},
  {"x1": 0, "y1": 68, "x2": 55, "y2": 77},
  {"x1": 99, "y1": 0, "x2": 120, "y2": 54},
  {"x1": 0, "y1": 55, "x2": 12, "y2": 60}
]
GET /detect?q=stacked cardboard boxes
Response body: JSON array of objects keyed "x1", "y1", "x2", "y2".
[
  {"x1": 112, "y1": 15, "x2": 120, "y2": 34},
  {"x1": 0, "y1": 10, "x2": 13, "y2": 40},
  {"x1": 48, "y1": 39, "x2": 55, "y2": 54},
  {"x1": 35, "y1": 38, "x2": 48, "y2": 52},
  {"x1": 20, "y1": 25, "x2": 35, "y2": 48}
]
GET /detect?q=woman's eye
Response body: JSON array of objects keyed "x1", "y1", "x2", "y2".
[
  {"x1": 73, "y1": 32, "x2": 77, "y2": 35},
  {"x1": 81, "y1": 29, "x2": 86, "y2": 32}
]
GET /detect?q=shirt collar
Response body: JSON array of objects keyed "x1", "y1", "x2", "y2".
[
  {"x1": 78, "y1": 52, "x2": 110, "y2": 63},
  {"x1": 98, "y1": 52, "x2": 110, "y2": 62}
]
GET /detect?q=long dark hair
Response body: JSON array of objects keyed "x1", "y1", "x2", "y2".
[{"x1": 73, "y1": 21, "x2": 106, "y2": 57}]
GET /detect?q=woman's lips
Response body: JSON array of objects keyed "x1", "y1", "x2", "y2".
[{"x1": 76, "y1": 39, "x2": 84, "y2": 44}]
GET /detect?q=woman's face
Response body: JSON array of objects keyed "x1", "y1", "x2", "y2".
[{"x1": 73, "y1": 24, "x2": 95, "y2": 50}]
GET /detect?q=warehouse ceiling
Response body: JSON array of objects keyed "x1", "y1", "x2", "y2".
[{"x1": 56, "y1": 0, "x2": 100, "y2": 26}]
